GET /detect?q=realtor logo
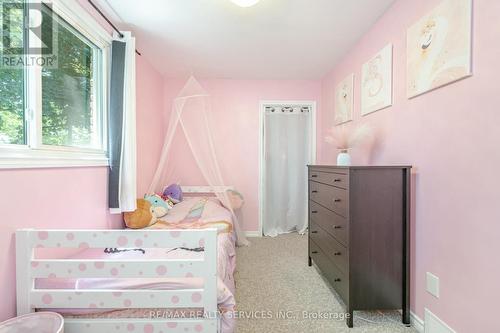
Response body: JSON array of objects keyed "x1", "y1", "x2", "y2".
[{"x1": 1, "y1": 1, "x2": 58, "y2": 68}]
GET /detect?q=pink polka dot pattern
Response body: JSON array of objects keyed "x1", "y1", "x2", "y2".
[
  {"x1": 79, "y1": 263, "x2": 87, "y2": 271},
  {"x1": 170, "y1": 230, "x2": 181, "y2": 238},
  {"x1": 123, "y1": 299, "x2": 132, "y2": 307},
  {"x1": 198, "y1": 238, "x2": 205, "y2": 247},
  {"x1": 191, "y1": 292, "x2": 202, "y2": 303},
  {"x1": 42, "y1": 294, "x2": 53, "y2": 305},
  {"x1": 94, "y1": 262, "x2": 105, "y2": 269},
  {"x1": 117, "y1": 236, "x2": 128, "y2": 246},
  {"x1": 66, "y1": 233, "x2": 75, "y2": 240},
  {"x1": 195, "y1": 324, "x2": 203, "y2": 332},
  {"x1": 127, "y1": 324, "x2": 135, "y2": 331},
  {"x1": 38, "y1": 231, "x2": 49, "y2": 240},
  {"x1": 167, "y1": 322, "x2": 178, "y2": 328},
  {"x1": 135, "y1": 239, "x2": 143, "y2": 247},
  {"x1": 171, "y1": 296, "x2": 179, "y2": 304},
  {"x1": 156, "y1": 265, "x2": 167, "y2": 276},
  {"x1": 79, "y1": 242, "x2": 89, "y2": 249},
  {"x1": 111, "y1": 268, "x2": 119, "y2": 276},
  {"x1": 144, "y1": 323, "x2": 154, "y2": 333},
  {"x1": 185, "y1": 272, "x2": 194, "y2": 278}
]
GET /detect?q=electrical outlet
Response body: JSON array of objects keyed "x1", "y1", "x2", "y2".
[{"x1": 426, "y1": 272, "x2": 440, "y2": 298}]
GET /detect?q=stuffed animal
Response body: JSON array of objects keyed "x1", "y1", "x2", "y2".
[
  {"x1": 144, "y1": 194, "x2": 171, "y2": 217},
  {"x1": 124, "y1": 195, "x2": 172, "y2": 229},
  {"x1": 124, "y1": 199, "x2": 157, "y2": 229},
  {"x1": 163, "y1": 183, "x2": 183, "y2": 204}
]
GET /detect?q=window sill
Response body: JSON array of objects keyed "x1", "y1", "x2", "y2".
[{"x1": 0, "y1": 148, "x2": 109, "y2": 169}]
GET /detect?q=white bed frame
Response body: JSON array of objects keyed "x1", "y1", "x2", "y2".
[
  {"x1": 16, "y1": 228, "x2": 218, "y2": 333},
  {"x1": 181, "y1": 185, "x2": 234, "y2": 194}
]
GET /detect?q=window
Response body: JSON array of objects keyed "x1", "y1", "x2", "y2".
[
  {"x1": 0, "y1": 0, "x2": 111, "y2": 168},
  {"x1": 0, "y1": 0, "x2": 25, "y2": 145}
]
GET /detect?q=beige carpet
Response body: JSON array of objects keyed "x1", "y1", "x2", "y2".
[{"x1": 234, "y1": 233, "x2": 417, "y2": 333}]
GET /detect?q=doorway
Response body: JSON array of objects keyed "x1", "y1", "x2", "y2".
[{"x1": 259, "y1": 101, "x2": 316, "y2": 237}]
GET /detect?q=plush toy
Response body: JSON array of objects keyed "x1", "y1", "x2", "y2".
[
  {"x1": 124, "y1": 195, "x2": 172, "y2": 229},
  {"x1": 124, "y1": 199, "x2": 157, "y2": 229},
  {"x1": 163, "y1": 183, "x2": 183, "y2": 204},
  {"x1": 144, "y1": 194, "x2": 171, "y2": 217}
]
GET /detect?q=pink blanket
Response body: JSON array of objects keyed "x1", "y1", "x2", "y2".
[{"x1": 36, "y1": 197, "x2": 237, "y2": 333}]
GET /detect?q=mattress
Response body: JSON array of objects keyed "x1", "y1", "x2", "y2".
[{"x1": 35, "y1": 197, "x2": 237, "y2": 333}]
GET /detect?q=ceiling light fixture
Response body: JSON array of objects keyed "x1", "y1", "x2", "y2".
[{"x1": 230, "y1": 0, "x2": 260, "y2": 8}]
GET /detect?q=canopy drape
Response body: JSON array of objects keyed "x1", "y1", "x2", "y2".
[{"x1": 148, "y1": 76, "x2": 249, "y2": 246}]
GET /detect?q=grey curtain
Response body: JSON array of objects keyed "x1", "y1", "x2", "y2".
[{"x1": 108, "y1": 40, "x2": 126, "y2": 209}]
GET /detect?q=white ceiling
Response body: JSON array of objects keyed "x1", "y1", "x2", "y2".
[{"x1": 98, "y1": 0, "x2": 395, "y2": 79}]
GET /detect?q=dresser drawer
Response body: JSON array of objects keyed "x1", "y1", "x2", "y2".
[
  {"x1": 310, "y1": 240, "x2": 348, "y2": 303},
  {"x1": 309, "y1": 170, "x2": 349, "y2": 189},
  {"x1": 309, "y1": 181, "x2": 348, "y2": 217},
  {"x1": 310, "y1": 200, "x2": 348, "y2": 246},
  {"x1": 310, "y1": 221, "x2": 348, "y2": 274}
]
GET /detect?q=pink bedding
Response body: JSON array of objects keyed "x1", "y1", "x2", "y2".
[{"x1": 35, "y1": 197, "x2": 237, "y2": 333}]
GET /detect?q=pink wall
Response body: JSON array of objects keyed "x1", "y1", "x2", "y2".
[
  {"x1": 161, "y1": 79, "x2": 322, "y2": 232},
  {"x1": 319, "y1": 0, "x2": 500, "y2": 331},
  {"x1": 0, "y1": 5, "x2": 165, "y2": 322}
]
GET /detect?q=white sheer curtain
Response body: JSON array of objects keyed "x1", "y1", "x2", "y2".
[{"x1": 263, "y1": 109, "x2": 311, "y2": 237}]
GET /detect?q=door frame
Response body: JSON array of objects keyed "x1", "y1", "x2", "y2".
[{"x1": 257, "y1": 100, "x2": 317, "y2": 237}]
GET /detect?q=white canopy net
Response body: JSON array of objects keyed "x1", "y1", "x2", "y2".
[{"x1": 148, "y1": 76, "x2": 249, "y2": 246}]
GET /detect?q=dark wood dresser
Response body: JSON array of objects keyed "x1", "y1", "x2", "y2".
[{"x1": 307, "y1": 165, "x2": 411, "y2": 328}]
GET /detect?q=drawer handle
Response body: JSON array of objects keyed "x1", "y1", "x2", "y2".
[
  {"x1": 333, "y1": 178, "x2": 341, "y2": 182},
  {"x1": 311, "y1": 210, "x2": 318, "y2": 214},
  {"x1": 312, "y1": 190, "x2": 318, "y2": 193},
  {"x1": 311, "y1": 231, "x2": 318, "y2": 234},
  {"x1": 311, "y1": 174, "x2": 318, "y2": 178},
  {"x1": 334, "y1": 252, "x2": 341, "y2": 256},
  {"x1": 311, "y1": 251, "x2": 318, "y2": 254},
  {"x1": 333, "y1": 225, "x2": 342, "y2": 229},
  {"x1": 334, "y1": 198, "x2": 341, "y2": 202},
  {"x1": 334, "y1": 278, "x2": 341, "y2": 282}
]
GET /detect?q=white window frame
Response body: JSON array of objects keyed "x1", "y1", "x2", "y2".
[{"x1": 0, "y1": 0, "x2": 113, "y2": 169}]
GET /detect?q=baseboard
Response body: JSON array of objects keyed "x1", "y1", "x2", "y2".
[
  {"x1": 411, "y1": 311, "x2": 424, "y2": 333},
  {"x1": 244, "y1": 231, "x2": 262, "y2": 237},
  {"x1": 424, "y1": 308, "x2": 456, "y2": 333}
]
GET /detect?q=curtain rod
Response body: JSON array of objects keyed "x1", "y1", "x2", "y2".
[{"x1": 87, "y1": 0, "x2": 142, "y2": 56}]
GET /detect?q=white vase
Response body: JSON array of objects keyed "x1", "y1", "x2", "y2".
[{"x1": 337, "y1": 150, "x2": 351, "y2": 166}]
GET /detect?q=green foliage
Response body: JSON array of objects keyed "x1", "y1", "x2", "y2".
[
  {"x1": 0, "y1": 2, "x2": 95, "y2": 147},
  {"x1": 0, "y1": 0, "x2": 24, "y2": 144}
]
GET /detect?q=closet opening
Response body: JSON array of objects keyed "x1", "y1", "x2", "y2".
[{"x1": 258, "y1": 101, "x2": 317, "y2": 237}]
